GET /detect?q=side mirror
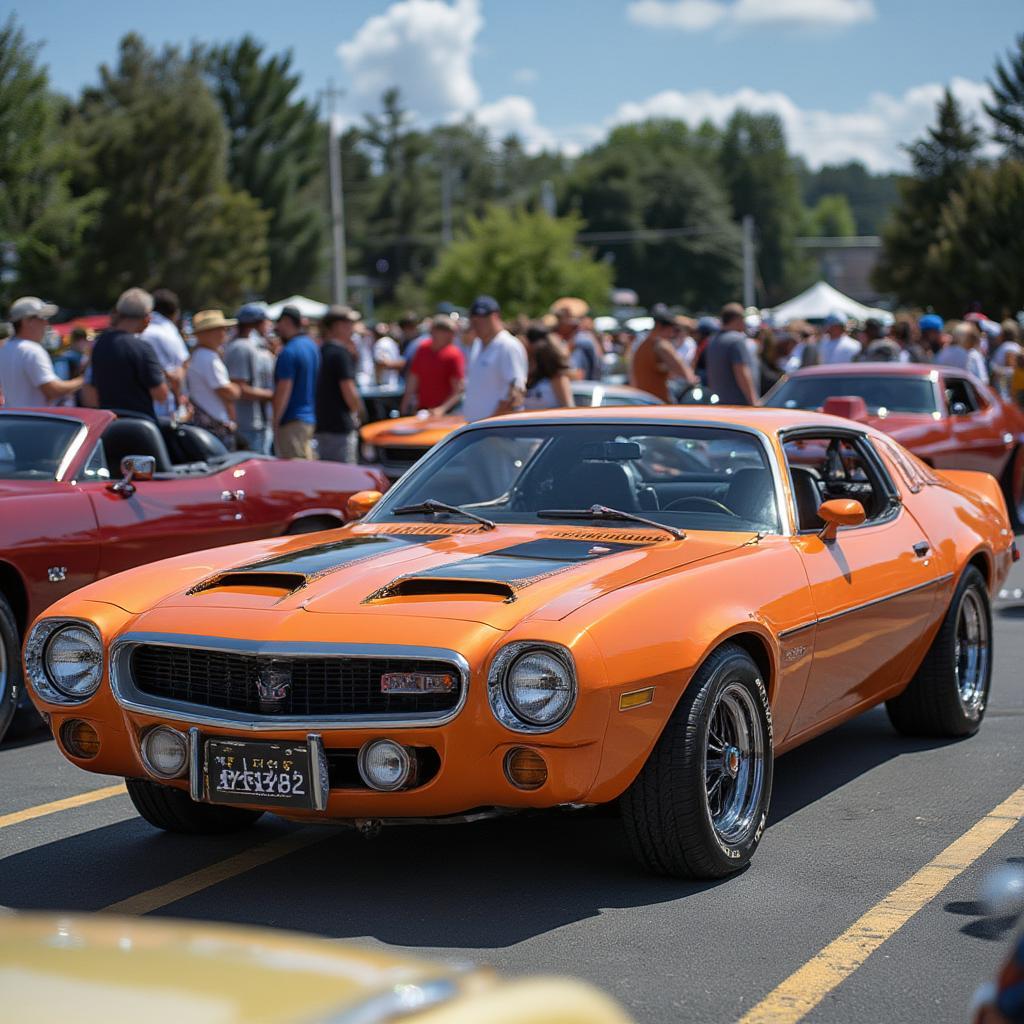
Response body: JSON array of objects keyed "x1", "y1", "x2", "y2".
[
  {"x1": 817, "y1": 498, "x2": 866, "y2": 541},
  {"x1": 109, "y1": 454, "x2": 156, "y2": 497},
  {"x1": 950, "y1": 401, "x2": 970, "y2": 416},
  {"x1": 346, "y1": 489, "x2": 383, "y2": 520}
]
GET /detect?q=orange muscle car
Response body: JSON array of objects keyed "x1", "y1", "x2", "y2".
[{"x1": 24, "y1": 407, "x2": 1014, "y2": 878}]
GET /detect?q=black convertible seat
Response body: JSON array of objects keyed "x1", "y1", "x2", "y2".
[
  {"x1": 790, "y1": 466, "x2": 824, "y2": 531},
  {"x1": 102, "y1": 417, "x2": 173, "y2": 473},
  {"x1": 160, "y1": 423, "x2": 228, "y2": 465}
]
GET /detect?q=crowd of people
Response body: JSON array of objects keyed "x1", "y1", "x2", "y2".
[{"x1": 1, "y1": 286, "x2": 1023, "y2": 463}]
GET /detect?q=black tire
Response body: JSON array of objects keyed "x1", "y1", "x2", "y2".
[
  {"x1": 620, "y1": 643, "x2": 773, "y2": 879},
  {"x1": 886, "y1": 566, "x2": 992, "y2": 738},
  {"x1": 0, "y1": 594, "x2": 21, "y2": 745},
  {"x1": 126, "y1": 777, "x2": 264, "y2": 834}
]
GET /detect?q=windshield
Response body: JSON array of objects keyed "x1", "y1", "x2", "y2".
[
  {"x1": 0, "y1": 415, "x2": 83, "y2": 480},
  {"x1": 765, "y1": 375, "x2": 938, "y2": 416},
  {"x1": 369, "y1": 423, "x2": 781, "y2": 534}
]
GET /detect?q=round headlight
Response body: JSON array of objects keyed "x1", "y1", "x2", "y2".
[
  {"x1": 141, "y1": 726, "x2": 189, "y2": 779},
  {"x1": 504, "y1": 649, "x2": 574, "y2": 727},
  {"x1": 357, "y1": 739, "x2": 414, "y2": 792},
  {"x1": 44, "y1": 624, "x2": 103, "y2": 699}
]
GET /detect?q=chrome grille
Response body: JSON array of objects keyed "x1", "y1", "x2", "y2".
[{"x1": 129, "y1": 644, "x2": 461, "y2": 717}]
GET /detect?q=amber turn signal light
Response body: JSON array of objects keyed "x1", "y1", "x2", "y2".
[
  {"x1": 60, "y1": 719, "x2": 100, "y2": 759},
  {"x1": 504, "y1": 747, "x2": 548, "y2": 791}
]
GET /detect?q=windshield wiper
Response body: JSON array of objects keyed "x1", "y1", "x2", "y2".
[
  {"x1": 391, "y1": 499, "x2": 496, "y2": 530},
  {"x1": 537, "y1": 505, "x2": 685, "y2": 540}
]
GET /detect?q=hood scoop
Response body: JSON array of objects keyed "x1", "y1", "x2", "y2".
[
  {"x1": 188, "y1": 571, "x2": 307, "y2": 599},
  {"x1": 364, "y1": 537, "x2": 642, "y2": 605}
]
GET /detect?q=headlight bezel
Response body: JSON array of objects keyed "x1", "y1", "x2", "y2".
[
  {"x1": 25, "y1": 618, "x2": 104, "y2": 704},
  {"x1": 487, "y1": 641, "x2": 577, "y2": 733}
]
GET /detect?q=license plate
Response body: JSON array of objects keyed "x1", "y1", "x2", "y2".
[{"x1": 205, "y1": 738, "x2": 320, "y2": 810}]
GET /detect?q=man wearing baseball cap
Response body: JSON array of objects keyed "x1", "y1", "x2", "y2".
[
  {"x1": 463, "y1": 295, "x2": 527, "y2": 422},
  {"x1": 186, "y1": 309, "x2": 240, "y2": 448},
  {"x1": 919, "y1": 313, "x2": 945, "y2": 357},
  {"x1": 315, "y1": 305, "x2": 365, "y2": 463},
  {"x1": 225, "y1": 303, "x2": 275, "y2": 453},
  {"x1": 85, "y1": 287, "x2": 168, "y2": 419},
  {"x1": 819, "y1": 313, "x2": 861, "y2": 364},
  {"x1": 272, "y1": 304, "x2": 320, "y2": 458},
  {"x1": 0, "y1": 297, "x2": 83, "y2": 407},
  {"x1": 402, "y1": 314, "x2": 465, "y2": 416}
]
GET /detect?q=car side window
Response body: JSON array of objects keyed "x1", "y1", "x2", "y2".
[
  {"x1": 944, "y1": 377, "x2": 979, "y2": 416},
  {"x1": 783, "y1": 434, "x2": 895, "y2": 533}
]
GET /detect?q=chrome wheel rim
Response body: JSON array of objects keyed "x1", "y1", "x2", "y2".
[
  {"x1": 703, "y1": 682, "x2": 766, "y2": 845},
  {"x1": 955, "y1": 588, "x2": 989, "y2": 717}
]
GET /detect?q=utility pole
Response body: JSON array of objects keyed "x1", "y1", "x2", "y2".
[
  {"x1": 326, "y1": 80, "x2": 348, "y2": 305},
  {"x1": 741, "y1": 214, "x2": 756, "y2": 309}
]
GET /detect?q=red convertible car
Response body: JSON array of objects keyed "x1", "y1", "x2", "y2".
[
  {"x1": 764, "y1": 364, "x2": 1024, "y2": 525},
  {"x1": 0, "y1": 407, "x2": 386, "y2": 740}
]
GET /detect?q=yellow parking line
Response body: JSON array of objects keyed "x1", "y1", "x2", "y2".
[
  {"x1": 102, "y1": 827, "x2": 331, "y2": 915},
  {"x1": 0, "y1": 783, "x2": 127, "y2": 830},
  {"x1": 739, "y1": 784, "x2": 1024, "y2": 1024}
]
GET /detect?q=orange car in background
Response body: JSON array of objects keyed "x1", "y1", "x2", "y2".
[
  {"x1": 25, "y1": 407, "x2": 1013, "y2": 878},
  {"x1": 361, "y1": 380, "x2": 662, "y2": 477}
]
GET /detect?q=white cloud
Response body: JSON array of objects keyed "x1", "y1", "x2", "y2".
[
  {"x1": 475, "y1": 95, "x2": 565, "y2": 155},
  {"x1": 608, "y1": 77, "x2": 993, "y2": 171},
  {"x1": 628, "y1": 0, "x2": 725, "y2": 31},
  {"x1": 338, "y1": 0, "x2": 483, "y2": 120},
  {"x1": 627, "y1": 0, "x2": 874, "y2": 31}
]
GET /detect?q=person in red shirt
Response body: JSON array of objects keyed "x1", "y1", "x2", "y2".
[{"x1": 402, "y1": 314, "x2": 465, "y2": 415}]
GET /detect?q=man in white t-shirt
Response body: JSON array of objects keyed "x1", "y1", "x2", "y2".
[
  {"x1": 185, "y1": 309, "x2": 240, "y2": 448},
  {"x1": 818, "y1": 314, "x2": 862, "y2": 364},
  {"x1": 462, "y1": 296, "x2": 528, "y2": 422},
  {"x1": 373, "y1": 332, "x2": 404, "y2": 388},
  {"x1": 935, "y1": 322, "x2": 989, "y2": 382},
  {"x1": 0, "y1": 296, "x2": 83, "y2": 407},
  {"x1": 141, "y1": 289, "x2": 190, "y2": 418}
]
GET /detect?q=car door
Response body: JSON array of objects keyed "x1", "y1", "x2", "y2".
[
  {"x1": 783, "y1": 429, "x2": 942, "y2": 737},
  {"x1": 940, "y1": 375, "x2": 1012, "y2": 474},
  {"x1": 80, "y1": 440, "x2": 258, "y2": 577}
]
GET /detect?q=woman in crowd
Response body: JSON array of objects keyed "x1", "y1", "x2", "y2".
[
  {"x1": 523, "y1": 325, "x2": 575, "y2": 410},
  {"x1": 756, "y1": 326, "x2": 783, "y2": 396}
]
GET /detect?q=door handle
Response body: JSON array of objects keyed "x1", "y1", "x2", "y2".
[
  {"x1": 913, "y1": 541, "x2": 930, "y2": 558},
  {"x1": 220, "y1": 489, "x2": 246, "y2": 502}
]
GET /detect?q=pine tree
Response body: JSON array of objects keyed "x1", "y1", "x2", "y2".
[
  {"x1": 874, "y1": 89, "x2": 981, "y2": 306},
  {"x1": 986, "y1": 33, "x2": 1024, "y2": 157},
  {"x1": 718, "y1": 111, "x2": 809, "y2": 304},
  {"x1": 205, "y1": 37, "x2": 326, "y2": 299},
  {"x1": 66, "y1": 34, "x2": 268, "y2": 309},
  {"x1": 0, "y1": 16, "x2": 95, "y2": 305}
]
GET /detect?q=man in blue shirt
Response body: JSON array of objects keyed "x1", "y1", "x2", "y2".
[{"x1": 272, "y1": 305, "x2": 320, "y2": 459}]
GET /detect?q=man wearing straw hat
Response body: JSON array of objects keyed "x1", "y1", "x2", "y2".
[{"x1": 186, "y1": 309, "x2": 240, "y2": 449}]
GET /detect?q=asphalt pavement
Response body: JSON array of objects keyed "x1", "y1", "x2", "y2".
[{"x1": 2, "y1": 559, "x2": 1023, "y2": 1023}]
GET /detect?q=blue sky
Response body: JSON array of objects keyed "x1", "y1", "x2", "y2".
[{"x1": 11, "y1": 0, "x2": 1022, "y2": 170}]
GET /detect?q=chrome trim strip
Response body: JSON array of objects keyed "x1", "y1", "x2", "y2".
[
  {"x1": 368, "y1": 415, "x2": 794, "y2": 537},
  {"x1": 777, "y1": 572, "x2": 955, "y2": 639},
  {"x1": 109, "y1": 632, "x2": 470, "y2": 732},
  {"x1": 188, "y1": 727, "x2": 202, "y2": 801},
  {"x1": 307, "y1": 733, "x2": 328, "y2": 810}
]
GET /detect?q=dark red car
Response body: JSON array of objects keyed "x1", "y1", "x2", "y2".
[
  {"x1": 0, "y1": 408, "x2": 386, "y2": 740},
  {"x1": 764, "y1": 363, "x2": 1024, "y2": 523}
]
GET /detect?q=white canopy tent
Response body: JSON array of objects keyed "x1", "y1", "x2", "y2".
[
  {"x1": 765, "y1": 281, "x2": 891, "y2": 326},
  {"x1": 264, "y1": 294, "x2": 331, "y2": 320}
]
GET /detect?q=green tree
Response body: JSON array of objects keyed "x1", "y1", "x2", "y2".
[
  {"x1": 874, "y1": 88, "x2": 982, "y2": 305},
  {"x1": 0, "y1": 17, "x2": 95, "y2": 304},
  {"x1": 564, "y1": 119, "x2": 741, "y2": 309},
  {"x1": 804, "y1": 194, "x2": 857, "y2": 237},
  {"x1": 205, "y1": 36, "x2": 326, "y2": 298},
  {"x1": 426, "y1": 207, "x2": 612, "y2": 317},
  {"x1": 923, "y1": 160, "x2": 1024, "y2": 317},
  {"x1": 986, "y1": 33, "x2": 1024, "y2": 157},
  {"x1": 718, "y1": 110, "x2": 808, "y2": 303},
  {"x1": 798, "y1": 159, "x2": 899, "y2": 234},
  {"x1": 66, "y1": 34, "x2": 268, "y2": 309}
]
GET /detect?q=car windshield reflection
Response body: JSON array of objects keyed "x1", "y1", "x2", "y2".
[
  {"x1": 0, "y1": 414, "x2": 82, "y2": 480},
  {"x1": 764, "y1": 376, "x2": 938, "y2": 416},
  {"x1": 369, "y1": 423, "x2": 781, "y2": 534}
]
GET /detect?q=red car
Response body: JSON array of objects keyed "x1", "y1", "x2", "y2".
[
  {"x1": 764, "y1": 363, "x2": 1024, "y2": 524},
  {"x1": 0, "y1": 408, "x2": 386, "y2": 740}
]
